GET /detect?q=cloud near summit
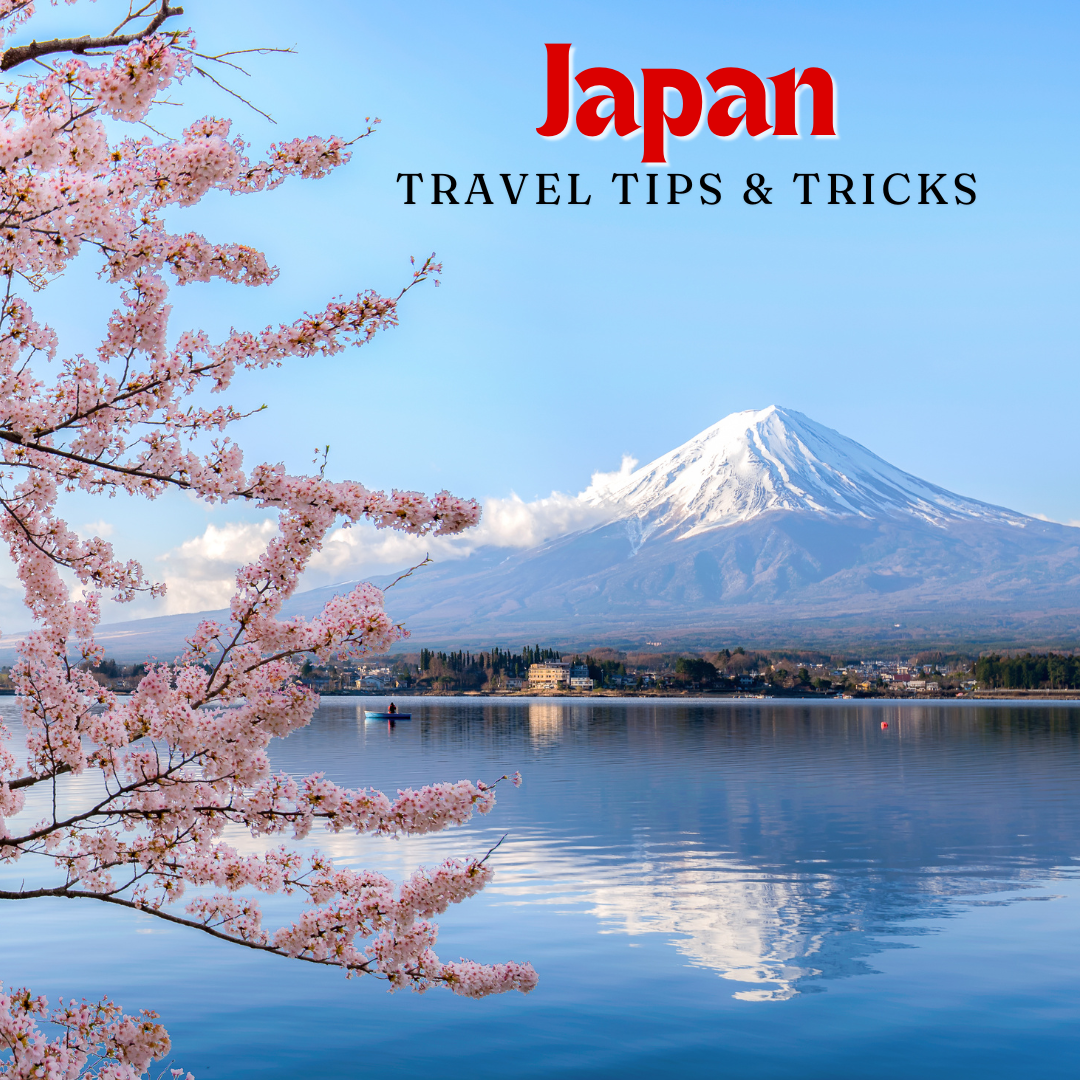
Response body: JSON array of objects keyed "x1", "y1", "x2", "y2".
[
  {"x1": 308, "y1": 457, "x2": 637, "y2": 576},
  {"x1": 153, "y1": 459, "x2": 639, "y2": 614}
]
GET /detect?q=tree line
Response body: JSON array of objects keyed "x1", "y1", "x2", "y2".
[
  {"x1": 974, "y1": 653, "x2": 1080, "y2": 690},
  {"x1": 415, "y1": 645, "x2": 563, "y2": 689}
]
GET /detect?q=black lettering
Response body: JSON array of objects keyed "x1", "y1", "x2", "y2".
[
  {"x1": 699, "y1": 173, "x2": 722, "y2": 205},
  {"x1": 829, "y1": 173, "x2": 855, "y2": 205},
  {"x1": 863, "y1": 172, "x2": 874, "y2": 205},
  {"x1": 793, "y1": 172, "x2": 819, "y2": 204},
  {"x1": 744, "y1": 173, "x2": 772, "y2": 204},
  {"x1": 569, "y1": 173, "x2": 591, "y2": 205},
  {"x1": 396, "y1": 172, "x2": 423, "y2": 204},
  {"x1": 500, "y1": 173, "x2": 529, "y2": 204},
  {"x1": 668, "y1": 173, "x2": 692, "y2": 204},
  {"x1": 919, "y1": 172, "x2": 948, "y2": 205},
  {"x1": 883, "y1": 173, "x2": 910, "y2": 205},
  {"x1": 954, "y1": 173, "x2": 976, "y2": 205},
  {"x1": 432, "y1": 173, "x2": 458, "y2": 205},
  {"x1": 537, "y1": 173, "x2": 560, "y2": 204},
  {"x1": 465, "y1": 173, "x2": 492, "y2": 205},
  {"x1": 611, "y1": 173, "x2": 639, "y2": 204}
]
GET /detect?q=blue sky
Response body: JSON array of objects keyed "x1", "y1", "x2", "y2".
[{"x1": 4, "y1": 0, "x2": 1078, "y2": 628}]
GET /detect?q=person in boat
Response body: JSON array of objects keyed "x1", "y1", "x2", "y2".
[{"x1": 387, "y1": 702, "x2": 397, "y2": 715}]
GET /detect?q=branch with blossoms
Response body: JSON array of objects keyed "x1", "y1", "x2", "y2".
[
  {"x1": 0, "y1": 777, "x2": 530, "y2": 996},
  {"x1": 0, "y1": 2, "x2": 185, "y2": 71},
  {"x1": 0, "y1": 4, "x2": 533, "y2": 1078},
  {"x1": 0, "y1": 982, "x2": 185, "y2": 1080}
]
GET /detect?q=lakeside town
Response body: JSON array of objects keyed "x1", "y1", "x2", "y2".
[
  {"x1": 286, "y1": 647, "x2": 1080, "y2": 698},
  {"x1": 8, "y1": 647, "x2": 1076, "y2": 699}
]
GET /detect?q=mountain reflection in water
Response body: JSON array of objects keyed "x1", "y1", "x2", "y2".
[{"x1": 281, "y1": 699, "x2": 1079, "y2": 1003}]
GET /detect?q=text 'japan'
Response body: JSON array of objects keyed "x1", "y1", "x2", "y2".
[{"x1": 536, "y1": 43, "x2": 837, "y2": 164}]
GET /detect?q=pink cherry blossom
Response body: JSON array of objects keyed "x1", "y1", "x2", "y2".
[{"x1": 0, "y1": 5, "x2": 532, "y2": 1077}]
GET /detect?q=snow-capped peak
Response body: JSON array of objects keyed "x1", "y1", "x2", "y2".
[{"x1": 582, "y1": 406, "x2": 1026, "y2": 539}]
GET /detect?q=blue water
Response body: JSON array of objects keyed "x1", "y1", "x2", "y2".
[{"x1": 2, "y1": 698, "x2": 1079, "y2": 1078}]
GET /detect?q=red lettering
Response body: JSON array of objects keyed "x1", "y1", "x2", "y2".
[
  {"x1": 575, "y1": 67, "x2": 640, "y2": 137},
  {"x1": 536, "y1": 43, "x2": 573, "y2": 137},
  {"x1": 641, "y1": 68, "x2": 702, "y2": 165},
  {"x1": 535, "y1": 47, "x2": 839, "y2": 156},
  {"x1": 770, "y1": 67, "x2": 836, "y2": 137},
  {"x1": 706, "y1": 68, "x2": 771, "y2": 137}
]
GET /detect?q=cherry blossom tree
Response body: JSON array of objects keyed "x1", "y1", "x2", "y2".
[{"x1": 0, "y1": 3, "x2": 535, "y2": 1076}]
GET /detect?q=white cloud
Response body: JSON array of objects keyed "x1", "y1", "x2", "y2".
[
  {"x1": 1029, "y1": 513, "x2": 1080, "y2": 528},
  {"x1": 307, "y1": 458, "x2": 638, "y2": 582},
  {"x1": 157, "y1": 520, "x2": 278, "y2": 614},
  {"x1": 78, "y1": 519, "x2": 115, "y2": 539},
  {"x1": 149, "y1": 460, "x2": 640, "y2": 615},
  {"x1": 461, "y1": 487, "x2": 618, "y2": 548},
  {"x1": 471, "y1": 455, "x2": 636, "y2": 547},
  {"x1": 580, "y1": 454, "x2": 639, "y2": 502},
  {"x1": 305, "y1": 489, "x2": 614, "y2": 580}
]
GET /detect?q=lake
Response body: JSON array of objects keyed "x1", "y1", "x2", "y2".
[{"x1": 2, "y1": 698, "x2": 1079, "y2": 1078}]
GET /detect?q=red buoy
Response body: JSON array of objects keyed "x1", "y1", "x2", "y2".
[{"x1": 881, "y1": 721, "x2": 888, "y2": 729}]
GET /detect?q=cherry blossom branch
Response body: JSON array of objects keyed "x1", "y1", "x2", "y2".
[
  {"x1": 7, "y1": 763, "x2": 71, "y2": 789},
  {"x1": 383, "y1": 554, "x2": 433, "y2": 591},
  {"x1": 1, "y1": 886, "x2": 379, "y2": 968},
  {"x1": 0, "y1": 11, "x2": 528, "y2": 1064},
  {"x1": 189, "y1": 61, "x2": 276, "y2": 124},
  {"x1": 0, "y1": 2, "x2": 185, "y2": 70}
]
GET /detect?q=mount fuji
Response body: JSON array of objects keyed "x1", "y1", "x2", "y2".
[
  {"x1": 360, "y1": 405, "x2": 1080, "y2": 647},
  {"x1": 577, "y1": 405, "x2": 1030, "y2": 539},
  {"x1": 14, "y1": 406, "x2": 1080, "y2": 658}
]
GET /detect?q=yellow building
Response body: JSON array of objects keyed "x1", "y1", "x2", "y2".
[{"x1": 528, "y1": 662, "x2": 570, "y2": 689}]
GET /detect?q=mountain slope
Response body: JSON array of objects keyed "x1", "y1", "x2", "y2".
[
  {"x1": 7, "y1": 406, "x2": 1079, "y2": 658},
  {"x1": 354, "y1": 407, "x2": 1080, "y2": 642},
  {"x1": 373, "y1": 511, "x2": 1080, "y2": 640}
]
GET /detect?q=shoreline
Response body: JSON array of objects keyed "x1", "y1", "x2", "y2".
[
  {"x1": 339, "y1": 687, "x2": 1080, "y2": 702},
  {"x1": 6, "y1": 687, "x2": 1076, "y2": 702}
]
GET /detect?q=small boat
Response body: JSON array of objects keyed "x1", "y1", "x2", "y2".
[{"x1": 364, "y1": 710, "x2": 411, "y2": 720}]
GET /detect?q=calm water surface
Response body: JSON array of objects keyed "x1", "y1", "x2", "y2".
[{"x1": 2, "y1": 698, "x2": 1079, "y2": 1078}]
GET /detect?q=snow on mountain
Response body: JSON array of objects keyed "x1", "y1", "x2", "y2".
[{"x1": 583, "y1": 406, "x2": 1027, "y2": 544}]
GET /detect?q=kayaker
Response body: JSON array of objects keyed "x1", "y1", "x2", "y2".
[{"x1": 388, "y1": 702, "x2": 397, "y2": 715}]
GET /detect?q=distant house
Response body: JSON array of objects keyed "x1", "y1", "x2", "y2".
[
  {"x1": 528, "y1": 661, "x2": 570, "y2": 689},
  {"x1": 503, "y1": 676, "x2": 527, "y2": 690},
  {"x1": 569, "y1": 665, "x2": 594, "y2": 690}
]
